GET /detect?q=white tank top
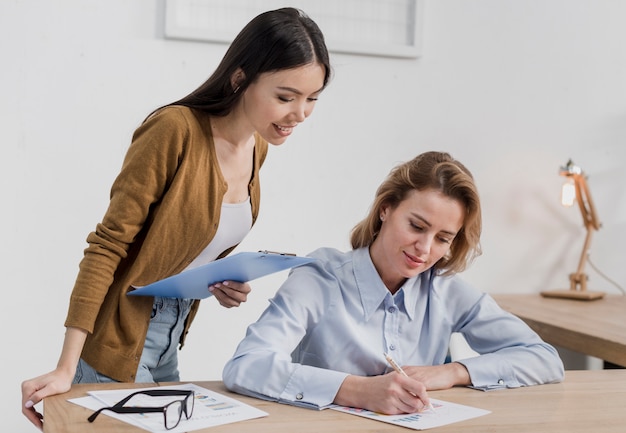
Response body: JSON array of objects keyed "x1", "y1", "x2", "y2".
[{"x1": 183, "y1": 197, "x2": 252, "y2": 271}]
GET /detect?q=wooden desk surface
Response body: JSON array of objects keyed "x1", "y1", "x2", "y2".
[
  {"x1": 492, "y1": 294, "x2": 626, "y2": 367},
  {"x1": 44, "y1": 370, "x2": 626, "y2": 433}
]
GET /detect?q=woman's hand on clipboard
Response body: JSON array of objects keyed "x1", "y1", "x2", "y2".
[{"x1": 209, "y1": 281, "x2": 252, "y2": 308}]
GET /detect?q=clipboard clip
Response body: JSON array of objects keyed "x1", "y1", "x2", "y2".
[{"x1": 258, "y1": 250, "x2": 296, "y2": 256}]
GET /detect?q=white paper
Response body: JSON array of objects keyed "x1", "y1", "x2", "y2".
[
  {"x1": 69, "y1": 383, "x2": 267, "y2": 432},
  {"x1": 330, "y1": 398, "x2": 490, "y2": 430}
]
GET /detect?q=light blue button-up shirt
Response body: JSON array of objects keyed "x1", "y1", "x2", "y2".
[{"x1": 223, "y1": 247, "x2": 564, "y2": 409}]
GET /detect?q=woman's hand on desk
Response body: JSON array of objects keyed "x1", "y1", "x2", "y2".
[
  {"x1": 21, "y1": 368, "x2": 74, "y2": 430},
  {"x1": 403, "y1": 362, "x2": 472, "y2": 390},
  {"x1": 209, "y1": 281, "x2": 252, "y2": 308},
  {"x1": 334, "y1": 372, "x2": 431, "y2": 415},
  {"x1": 22, "y1": 326, "x2": 86, "y2": 430}
]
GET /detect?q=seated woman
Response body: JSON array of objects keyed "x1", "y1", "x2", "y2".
[{"x1": 223, "y1": 151, "x2": 564, "y2": 414}]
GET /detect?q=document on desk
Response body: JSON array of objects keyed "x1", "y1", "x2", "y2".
[
  {"x1": 128, "y1": 251, "x2": 315, "y2": 299},
  {"x1": 331, "y1": 398, "x2": 490, "y2": 430},
  {"x1": 68, "y1": 383, "x2": 268, "y2": 433}
]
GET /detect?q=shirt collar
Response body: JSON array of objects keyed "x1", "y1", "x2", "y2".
[{"x1": 353, "y1": 247, "x2": 420, "y2": 321}]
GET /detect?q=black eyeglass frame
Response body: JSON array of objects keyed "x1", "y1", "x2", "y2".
[{"x1": 87, "y1": 389, "x2": 194, "y2": 430}]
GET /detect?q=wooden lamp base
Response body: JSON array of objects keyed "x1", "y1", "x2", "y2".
[
  {"x1": 541, "y1": 272, "x2": 605, "y2": 300},
  {"x1": 540, "y1": 289, "x2": 605, "y2": 300}
]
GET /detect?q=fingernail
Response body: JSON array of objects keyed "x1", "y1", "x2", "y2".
[{"x1": 25, "y1": 400, "x2": 34, "y2": 408}]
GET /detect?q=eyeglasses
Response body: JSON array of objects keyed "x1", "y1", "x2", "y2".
[{"x1": 88, "y1": 389, "x2": 194, "y2": 430}]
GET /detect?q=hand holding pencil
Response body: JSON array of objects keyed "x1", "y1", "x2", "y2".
[{"x1": 384, "y1": 352, "x2": 436, "y2": 413}]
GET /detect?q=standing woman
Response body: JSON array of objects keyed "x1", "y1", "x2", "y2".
[{"x1": 22, "y1": 7, "x2": 331, "y2": 430}]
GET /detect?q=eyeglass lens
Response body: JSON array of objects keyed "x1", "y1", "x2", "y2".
[
  {"x1": 165, "y1": 392, "x2": 194, "y2": 430},
  {"x1": 185, "y1": 392, "x2": 195, "y2": 418},
  {"x1": 164, "y1": 400, "x2": 183, "y2": 430}
]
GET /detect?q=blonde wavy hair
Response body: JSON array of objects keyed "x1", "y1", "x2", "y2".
[{"x1": 350, "y1": 151, "x2": 482, "y2": 275}]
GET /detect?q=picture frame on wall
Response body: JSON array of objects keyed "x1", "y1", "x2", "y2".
[{"x1": 164, "y1": 0, "x2": 424, "y2": 59}]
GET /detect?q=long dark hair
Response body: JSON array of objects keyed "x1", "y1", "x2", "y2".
[{"x1": 153, "y1": 7, "x2": 331, "y2": 119}]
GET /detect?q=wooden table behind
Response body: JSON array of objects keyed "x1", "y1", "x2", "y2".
[
  {"x1": 493, "y1": 294, "x2": 626, "y2": 367},
  {"x1": 44, "y1": 370, "x2": 626, "y2": 433}
]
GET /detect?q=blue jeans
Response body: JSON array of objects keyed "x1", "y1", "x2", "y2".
[{"x1": 73, "y1": 297, "x2": 193, "y2": 384}]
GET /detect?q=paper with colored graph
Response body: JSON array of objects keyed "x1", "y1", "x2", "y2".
[
  {"x1": 331, "y1": 398, "x2": 490, "y2": 430},
  {"x1": 68, "y1": 383, "x2": 267, "y2": 433}
]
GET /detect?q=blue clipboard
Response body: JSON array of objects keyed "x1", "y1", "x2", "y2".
[{"x1": 128, "y1": 251, "x2": 315, "y2": 299}]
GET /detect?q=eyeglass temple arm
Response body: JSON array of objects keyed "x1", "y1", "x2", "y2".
[
  {"x1": 88, "y1": 405, "x2": 165, "y2": 423},
  {"x1": 111, "y1": 389, "x2": 193, "y2": 408}
]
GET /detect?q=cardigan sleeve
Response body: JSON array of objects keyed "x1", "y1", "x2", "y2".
[{"x1": 65, "y1": 107, "x2": 191, "y2": 333}]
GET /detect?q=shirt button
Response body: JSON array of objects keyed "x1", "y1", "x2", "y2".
[
  {"x1": 389, "y1": 344, "x2": 396, "y2": 351},
  {"x1": 296, "y1": 393, "x2": 304, "y2": 400},
  {"x1": 498, "y1": 379, "x2": 505, "y2": 385},
  {"x1": 388, "y1": 306, "x2": 396, "y2": 313}
]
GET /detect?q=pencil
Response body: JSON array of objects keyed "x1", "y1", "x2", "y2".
[{"x1": 383, "y1": 352, "x2": 436, "y2": 413}]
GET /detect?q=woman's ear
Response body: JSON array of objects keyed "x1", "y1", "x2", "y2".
[
  {"x1": 379, "y1": 204, "x2": 390, "y2": 222},
  {"x1": 230, "y1": 68, "x2": 246, "y2": 93}
]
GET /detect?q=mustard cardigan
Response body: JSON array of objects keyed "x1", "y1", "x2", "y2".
[{"x1": 64, "y1": 106, "x2": 269, "y2": 382}]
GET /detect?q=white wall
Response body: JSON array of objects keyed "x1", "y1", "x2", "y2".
[{"x1": 3, "y1": 1, "x2": 625, "y2": 430}]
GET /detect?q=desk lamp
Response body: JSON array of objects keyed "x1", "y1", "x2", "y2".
[{"x1": 541, "y1": 159, "x2": 605, "y2": 300}]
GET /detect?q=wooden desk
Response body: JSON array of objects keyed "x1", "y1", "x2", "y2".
[
  {"x1": 44, "y1": 370, "x2": 626, "y2": 433},
  {"x1": 493, "y1": 294, "x2": 626, "y2": 367}
]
